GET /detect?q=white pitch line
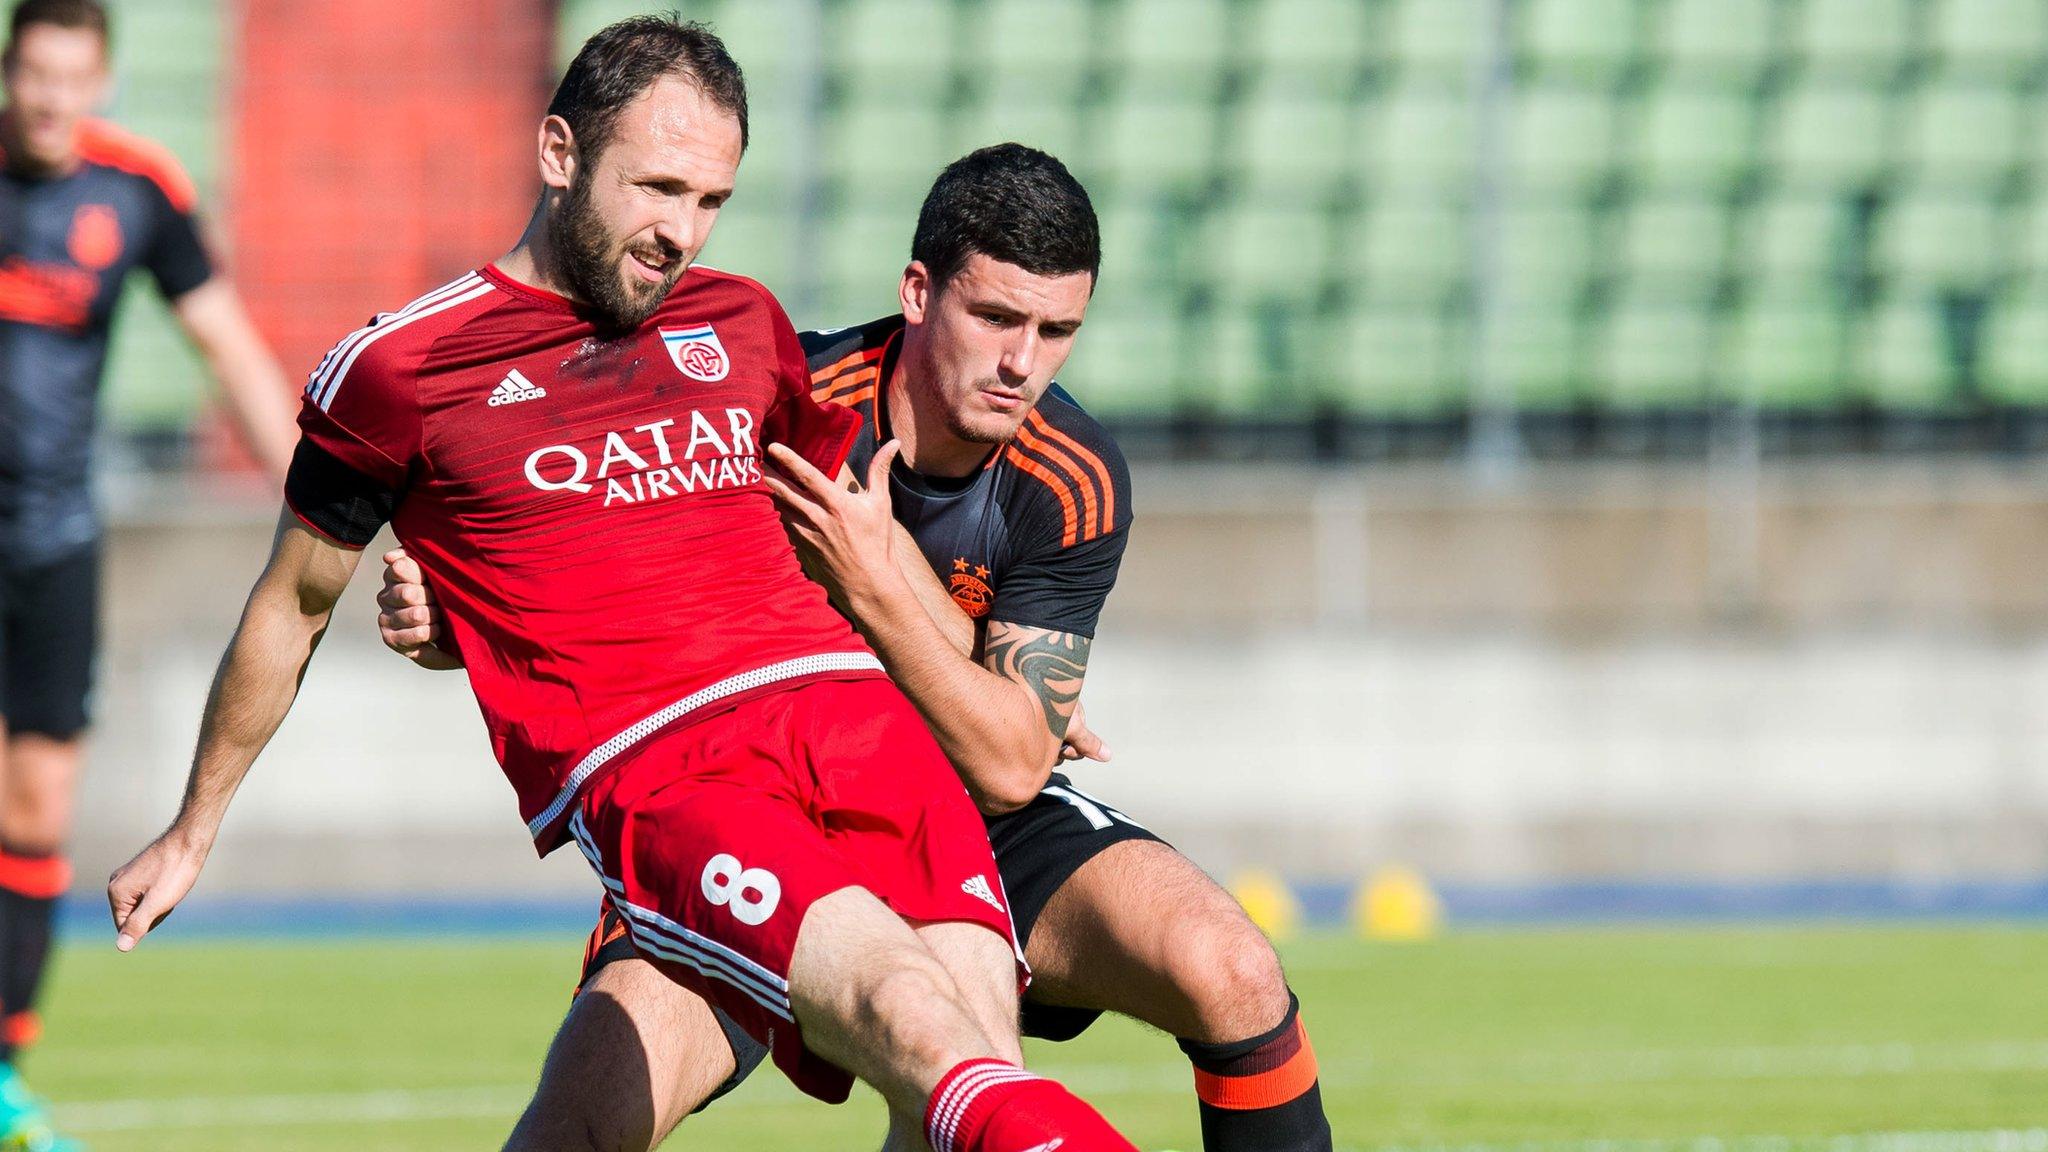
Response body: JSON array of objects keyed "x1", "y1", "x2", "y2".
[{"x1": 1349, "y1": 1129, "x2": 2048, "y2": 1152}]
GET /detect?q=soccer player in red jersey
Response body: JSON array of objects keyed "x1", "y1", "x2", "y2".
[
  {"x1": 103, "y1": 18, "x2": 1135, "y2": 1152},
  {"x1": 0, "y1": 1, "x2": 297, "y2": 1144},
  {"x1": 384, "y1": 146, "x2": 1334, "y2": 1152}
]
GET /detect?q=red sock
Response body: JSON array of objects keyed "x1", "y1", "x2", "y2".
[{"x1": 925, "y1": 1058, "x2": 1138, "y2": 1152}]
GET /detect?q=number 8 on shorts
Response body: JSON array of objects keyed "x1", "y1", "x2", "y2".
[{"x1": 702, "y1": 853, "x2": 782, "y2": 926}]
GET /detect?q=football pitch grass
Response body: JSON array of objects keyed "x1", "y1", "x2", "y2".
[{"x1": 28, "y1": 924, "x2": 2048, "y2": 1150}]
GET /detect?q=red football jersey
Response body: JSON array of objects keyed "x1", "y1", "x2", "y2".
[{"x1": 292, "y1": 264, "x2": 882, "y2": 852}]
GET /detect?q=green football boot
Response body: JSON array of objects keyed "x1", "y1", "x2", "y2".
[{"x1": 0, "y1": 1064, "x2": 80, "y2": 1152}]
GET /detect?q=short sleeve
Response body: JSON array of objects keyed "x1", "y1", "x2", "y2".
[
  {"x1": 987, "y1": 526, "x2": 1129, "y2": 637},
  {"x1": 141, "y1": 192, "x2": 213, "y2": 301},
  {"x1": 760, "y1": 295, "x2": 861, "y2": 477},
  {"x1": 296, "y1": 326, "x2": 423, "y2": 491}
]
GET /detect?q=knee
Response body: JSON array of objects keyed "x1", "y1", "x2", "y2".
[
  {"x1": 852, "y1": 957, "x2": 970, "y2": 1061},
  {"x1": 0, "y1": 792, "x2": 69, "y2": 856},
  {"x1": 1170, "y1": 916, "x2": 1290, "y2": 1042}
]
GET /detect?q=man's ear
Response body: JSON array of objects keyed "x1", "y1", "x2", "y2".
[
  {"x1": 538, "y1": 115, "x2": 578, "y2": 192},
  {"x1": 900, "y1": 260, "x2": 933, "y2": 325}
]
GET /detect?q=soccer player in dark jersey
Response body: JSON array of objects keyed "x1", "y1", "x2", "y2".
[
  {"x1": 105, "y1": 18, "x2": 1135, "y2": 1152},
  {"x1": 0, "y1": 1, "x2": 295, "y2": 1144},
  {"x1": 383, "y1": 145, "x2": 1335, "y2": 1152}
]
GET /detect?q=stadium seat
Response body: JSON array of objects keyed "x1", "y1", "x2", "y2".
[
  {"x1": 1727, "y1": 291, "x2": 1849, "y2": 408},
  {"x1": 1765, "y1": 82, "x2": 1894, "y2": 190},
  {"x1": 1094, "y1": 198, "x2": 1186, "y2": 297},
  {"x1": 1618, "y1": 196, "x2": 1729, "y2": 295},
  {"x1": 1363, "y1": 80, "x2": 1475, "y2": 191},
  {"x1": 1594, "y1": 299, "x2": 1713, "y2": 407},
  {"x1": 1654, "y1": 0, "x2": 1777, "y2": 82},
  {"x1": 1389, "y1": 0, "x2": 1491, "y2": 76},
  {"x1": 1632, "y1": 85, "x2": 1757, "y2": 193},
  {"x1": 1497, "y1": 200, "x2": 1598, "y2": 307},
  {"x1": 820, "y1": 207, "x2": 912, "y2": 321},
  {"x1": 1212, "y1": 204, "x2": 1337, "y2": 300},
  {"x1": 1931, "y1": 0, "x2": 2048, "y2": 76},
  {"x1": 1739, "y1": 194, "x2": 1855, "y2": 283},
  {"x1": 1480, "y1": 305, "x2": 1583, "y2": 410},
  {"x1": 1900, "y1": 81, "x2": 2023, "y2": 185},
  {"x1": 966, "y1": 0, "x2": 1093, "y2": 82},
  {"x1": 1981, "y1": 283, "x2": 2048, "y2": 402},
  {"x1": 1249, "y1": 0, "x2": 1373, "y2": 74},
  {"x1": 698, "y1": 204, "x2": 801, "y2": 295},
  {"x1": 1873, "y1": 191, "x2": 2003, "y2": 288},
  {"x1": 962, "y1": 75, "x2": 1084, "y2": 165},
  {"x1": 1206, "y1": 307, "x2": 1316, "y2": 417},
  {"x1": 669, "y1": 0, "x2": 806, "y2": 84},
  {"x1": 1096, "y1": 89, "x2": 1221, "y2": 195},
  {"x1": 1355, "y1": 198, "x2": 1470, "y2": 300},
  {"x1": 1860, "y1": 291, "x2": 1960, "y2": 408},
  {"x1": 823, "y1": 85, "x2": 956, "y2": 199},
  {"x1": 1112, "y1": 0, "x2": 1232, "y2": 79},
  {"x1": 838, "y1": 0, "x2": 955, "y2": 77},
  {"x1": 1508, "y1": 84, "x2": 1617, "y2": 193},
  {"x1": 1337, "y1": 302, "x2": 1463, "y2": 414},
  {"x1": 1796, "y1": 0, "x2": 1913, "y2": 77},
  {"x1": 1058, "y1": 301, "x2": 1182, "y2": 416},
  {"x1": 1229, "y1": 80, "x2": 1356, "y2": 197},
  {"x1": 1522, "y1": 0, "x2": 1641, "y2": 80}
]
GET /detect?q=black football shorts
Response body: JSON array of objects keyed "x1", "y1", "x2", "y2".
[{"x1": 0, "y1": 543, "x2": 99, "y2": 739}]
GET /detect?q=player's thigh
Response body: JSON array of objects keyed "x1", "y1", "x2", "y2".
[
  {"x1": 1027, "y1": 838, "x2": 1288, "y2": 1041},
  {"x1": 507, "y1": 958, "x2": 736, "y2": 1152},
  {"x1": 912, "y1": 917, "x2": 1022, "y2": 1065},
  {"x1": 0, "y1": 735, "x2": 83, "y2": 851}
]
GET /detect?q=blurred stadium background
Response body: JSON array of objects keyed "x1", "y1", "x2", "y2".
[{"x1": 48, "y1": 0, "x2": 2048, "y2": 1145}]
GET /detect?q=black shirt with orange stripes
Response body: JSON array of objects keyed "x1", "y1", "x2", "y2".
[
  {"x1": 0, "y1": 119, "x2": 214, "y2": 565},
  {"x1": 802, "y1": 314, "x2": 1131, "y2": 638}
]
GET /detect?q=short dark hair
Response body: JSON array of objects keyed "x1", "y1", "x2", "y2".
[
  {"x1": 913, "y1": 144, "x2": 1101, "y2": 291},
  {"x1": 547, "y1": 14, "x2": 747, "y2": 166},
  {"x1": 6, "y1": 0, "x2": 108, "y2": 59}
]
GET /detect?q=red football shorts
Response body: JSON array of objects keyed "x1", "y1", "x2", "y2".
[{"x1": 565, "y1": 676, "x2": 1022, "y2": 1103}]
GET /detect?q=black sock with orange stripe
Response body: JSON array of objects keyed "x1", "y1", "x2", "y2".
[
  {"x1": 1177, "y1": 991, "x2": 1333, "y2": 1152},
  {"x1": 0, "y1": 849, "x2": 69, "y2": 1064}
]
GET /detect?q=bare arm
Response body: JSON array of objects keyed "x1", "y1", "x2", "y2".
[
  {"x1": 766, "y1": 443, "x2": 1067, "y2": 813},
  {"x1": 106, "y1": 509, "x2": 363, "y2": 949},
  {"x1": 173, "y1": 279, "x2": 299, "y2": 481}
]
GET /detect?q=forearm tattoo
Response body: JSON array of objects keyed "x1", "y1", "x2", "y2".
[{"x1": 983, "y1": 625, "x2": 1090, "y2": 739}]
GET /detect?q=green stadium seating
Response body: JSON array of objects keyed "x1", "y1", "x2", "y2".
[
  {"x1": 1595, "y1": 299, "x2": 1713, "y2": 406},
  {"x1": 1932, "y1": 0, "x2": 2048, "y2": 75},
  {"x1": 1207, "y1": 307, "x2": 1315, "y2": 416},
  {"x1": 1766, "y1": 82, "x2": 1894, "y2": 189},
  {"x1": 1249, "y1": 0, "x2": 1372, "y2": 74},
  {"x1": 1093, "y1": 199, "x2": 1186, "y2": 295},
  {"x1": 1389, "y1": 0, "x2": 1491, "y2": 76},
  {"x1": 823, "y1": 81, "x2": 956, "y2": 199},
  {"x1": 1113, "y1": 0, "x2": 1231, "y2": 78},
  {"x1": 1860, "y1": 290, "x2": 1959, "y2": 407},
  {"x1": 1797, "y1": 0, "x2": 1914, "y2": 76},
  {"x1": 820, "y1": 207, "x2": 912, "y2": 320},
  {"x1": 1230, "y1": 80, "x2": 1355, "y2": 197},
  {"x1": 967, "y1": 0, "x2": 1093, "y2": 81},
  {"x1": 1061, "y1": 301, "x2": 1182, "y2": 416},
  {"x1": 1633, "y1": 85, "x2": 1757, "y2": 193},
  {"x1": 1096, "y1": 89, "x2": 1220, "y2": 195},
  {"x1": 1727, "y1": 290, "x2": 1850, "y2": 407},
  {"x1": 1740, "y1": 194, "x2": 1855, "y2": 282},
  {"x1": 1365, "y1": 80, "x2": 1475, "y2": 191},
  {"x1": 1338, "y1": 303, "x2": 1463, "y2": 414},
  {"x1": 1480, "y1": 305, "x2": 1583, "y2": 409},
  {"x1": 1873, "y1": 191, "x2": 2003, "y2": 287},
  {"x1": 1355, "y1": 198, "x2": 1469, "y2": 299},
  {"x1": 963, "y1": 75, "x2": 1085, "y2": 166},
  {"x1": 1522, "y1": 0, "x2": 1641, "y2": 79},
  {"x1": 1981, "y1": 282, "x2": 2048, "y2": 402},
  {"x1": 1618, "y1": 196, "x2": 1729, "y2": 294},
  {"x1": 1497, "y1": 201, "x2": 1599, "y2": 304},
  {"x1": 678, "y1": 0, "x2": 809, "y2": 83},
  {"x1": 1509, "y1": 84, "x2": 1616, "y2": 192},
  {"x1": 1655, "y1": 0, "x2": 1778, "y2": 82},
  {"x1": 1212, "y1": 204, "x2": 1336, "y2": 299},
  {"x1": 1901, "y1": 81, "x2": 2022, "y2": 185},
  {"x1": 839, "y1": 0, "x2": 955, "y2": 77}
]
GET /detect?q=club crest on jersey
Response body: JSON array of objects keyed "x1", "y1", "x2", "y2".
[
  {"x1": 660, "y1": 325, "x2": 730, "y2": 382},
  {"x1": 949, "y1": 558, "x2": 994, "y2": 619}
]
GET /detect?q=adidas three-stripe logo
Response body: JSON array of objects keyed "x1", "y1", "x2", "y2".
[{"x1": 487, "y1": 368, "x2": 547, "y2": 407}]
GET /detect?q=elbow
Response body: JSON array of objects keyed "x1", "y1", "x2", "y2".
[{"x1": 968, "y1": 756, "x2": 1057, "y2": 817}]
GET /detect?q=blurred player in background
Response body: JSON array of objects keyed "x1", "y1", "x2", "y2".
[
  {"x1": 106, "y1": 17, "x2": 1136, "y2": 1152},
  {"x1": 382, "y1": 144, "x2": 1333, "y2": 1152},
  {"x1": 0, "y1": 0, "x2": 295, "y2": 1145}
]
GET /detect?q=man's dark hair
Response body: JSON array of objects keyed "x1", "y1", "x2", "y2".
[
  {"x1": 6, "y1": 0, "x2": 109, "y2": 59},
  {"x1": 547, "y1": 14, "x2": 747, "y2": 166},
  {"x1": 913, "y1": 143, "x2": 1101, "y2": 291}
]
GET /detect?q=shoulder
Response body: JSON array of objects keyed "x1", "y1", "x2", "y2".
[
  {"x1": 303, "y1": 271, "x2": 503, "y2": 413},
  {"x1": 1002, "y1": 386, "x2": 1132, "y2": 549},
  {"x1": 684, "y1": 263, "x2": 792, "y2": 323},
  {"x1": 74, "y1": 119, "x2": 198, "y2": 213},
  {"x1": 803, "y1": 315, "x2": 901, "y2": 405}
]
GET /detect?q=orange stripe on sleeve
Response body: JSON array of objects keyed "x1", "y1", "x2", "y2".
[
  {"x1": 1004, "y1": 445, "x2": 1081, "y2": 547},
  {"x1": 1191, "y1": 1022, "x2": 1321, "y2": 1111},
  {"x1": 1015, "y1": 423, "x2": 1100, "y2": 541},
  {"x1": 808, "y1": 348, "x2": 872, "y2": 386},
  {"x1": 818, "y1": 366, "x2": 881, "y2": 406},
  {"x1": 1025, "y1": 410, "x2": 1116, "y2": 533},
  {"x1": 76, "y1": 118, "x2": 198, "y2": 212}
]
